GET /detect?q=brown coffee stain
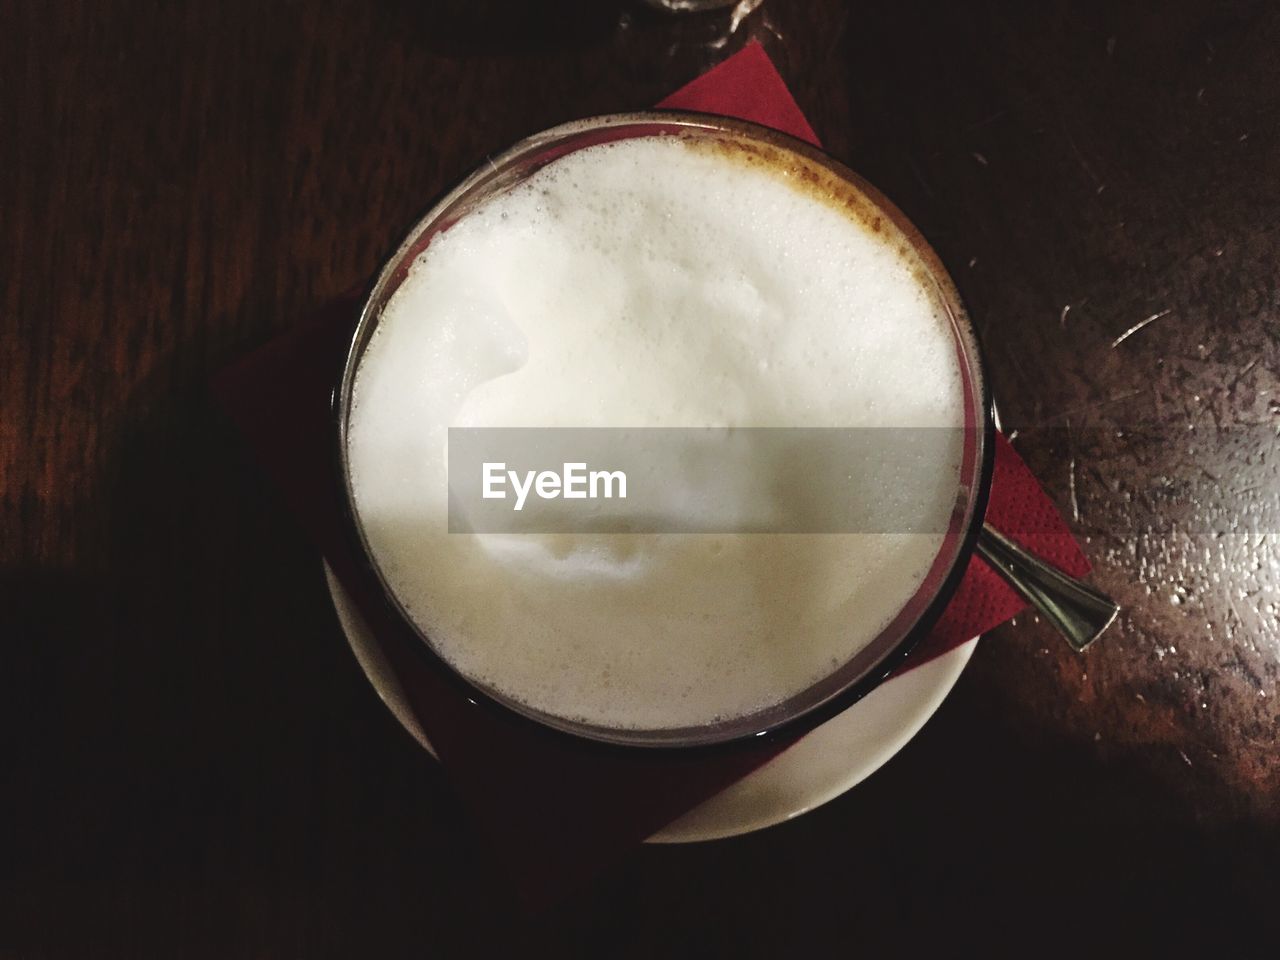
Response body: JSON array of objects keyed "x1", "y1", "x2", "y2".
[{"x1": 679, "y1": 131, "x2": 942, "y2": 302}]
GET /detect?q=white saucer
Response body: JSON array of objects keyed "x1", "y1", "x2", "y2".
[{"x1": 324, "y1": 563, "x2": 977, "y2": 843}]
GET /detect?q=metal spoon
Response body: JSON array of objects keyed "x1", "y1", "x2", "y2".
[{"x1": 975, "y1": 523, "x2": 1119, "y2": 651}]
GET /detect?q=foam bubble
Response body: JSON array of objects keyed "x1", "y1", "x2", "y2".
[{"x1": 348, "y1": 134, "x2": 965, "y2": 731}]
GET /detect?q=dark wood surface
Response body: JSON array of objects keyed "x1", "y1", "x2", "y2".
[{"x1": 4, "y1": 0, "x2": 1279, "y2": 955}]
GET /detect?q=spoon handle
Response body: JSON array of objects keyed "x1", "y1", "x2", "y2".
[{"x1": 975, "y1": 523, "x2": 1119, "y2": 652}]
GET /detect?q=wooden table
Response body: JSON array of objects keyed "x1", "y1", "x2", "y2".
[{"x1": 5, "y1": 0, "x2": 1277, "y2": 954}]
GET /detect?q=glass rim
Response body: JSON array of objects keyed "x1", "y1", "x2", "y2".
[{"x1": 334, "y1": 110, "x2": 995, "y2": 750}]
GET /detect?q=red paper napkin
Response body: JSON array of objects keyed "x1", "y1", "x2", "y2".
[{"x1": 214, "y1": 42, "x2": 1089, "y2": 908}]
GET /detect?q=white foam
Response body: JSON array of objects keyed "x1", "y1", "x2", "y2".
[{"x1": 347, "y1": 135, "x2": 965, "y2": 732}]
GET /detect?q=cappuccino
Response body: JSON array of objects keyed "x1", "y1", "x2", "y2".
[{"x1": 347, "y1": 133, "x2": 966, "y2": 733}]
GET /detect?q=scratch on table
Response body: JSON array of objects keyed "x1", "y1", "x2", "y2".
[
  {"x1": 1060, "y1": 303, "x2": 1071, "y2": 328},
  {"x1": 1065, "y1": 130, "x2": 1104, "y2": 193},
  {"x1": 1235, "y1": 357, "x2": 1259, "y2": 383},
  {"x1": 1064, "y1": 414, "x2": 1081, "y2": 522},
  {"x1": 971, "y1": 151, "x2": 988, "y2": 166},
  {"x1": 1221, "y1": 538, "x2": 1247, "y2": 638},
  {"x1": 1199, "y1": 466, "x2": 1222, "y2": 485},
  {"x1": 906, "y1": 155, "x2": 935, "y2": 199},
  {"x1": 967, "y1": 108, "x2": 1009, "y2": 130},
  {"x1": 1111, "y1": 309, "x2": 1172, "y2": 348},
  {"x1": 1014, "y1": 388, "x2": 1146, "y2": 432},
  {"x1": 1068, "y1": 456, "x2": 1080, "y2": 522}
]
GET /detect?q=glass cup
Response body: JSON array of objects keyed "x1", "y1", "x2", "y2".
[
  {"x1": 642, "y1": 0, "x2": 741, "y2": 11},
  {"x1": 335, "y1": 113, "x2": 994, "y2": 749}
]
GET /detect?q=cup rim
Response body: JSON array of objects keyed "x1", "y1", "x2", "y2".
[{"x1": 333, "y1": 110, "x2": 995, "y2": 750}]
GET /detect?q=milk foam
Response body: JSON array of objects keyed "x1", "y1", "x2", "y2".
[{"x1": 347, "y1": 135, "x2": 966, "y2": 732}]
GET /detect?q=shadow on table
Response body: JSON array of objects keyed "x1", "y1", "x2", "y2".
[{"x1": 0, "y1": 351, "x2": 497, "y2": 956}]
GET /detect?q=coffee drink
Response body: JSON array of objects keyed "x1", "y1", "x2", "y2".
[{"x1": 346, "y1": 130, "x2": 967, "y2": 735}]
